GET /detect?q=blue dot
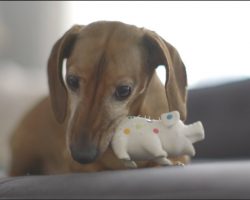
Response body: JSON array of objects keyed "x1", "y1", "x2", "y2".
[{"x1": 167, "y1": 114, "x2": 173, "y2": 120}]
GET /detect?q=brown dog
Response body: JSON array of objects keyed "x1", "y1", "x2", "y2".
[{"x1": 9, "y1": 21, "x2": 188, "y2": 176}]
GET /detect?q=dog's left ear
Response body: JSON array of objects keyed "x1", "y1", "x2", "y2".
[
  {"x1": 47, "y1": 25, "x2": 84, "y2": 123},
  {"x1": 142, "y1": 30, "x2": 188, "y2": 120}
]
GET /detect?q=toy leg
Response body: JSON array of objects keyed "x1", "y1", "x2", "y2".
[
  {"x1": 142, "y1": 137, "x2": 167, "y2": 158},
  {"x1": 122, "y1": 159, "x2": 138, "y2": 168},
  {"x1": 113, "y1": 146, "x2": 138, "y2": 168},
  {"x1": 155, "y1": 157, "x2": 173, "y2": 166},
  {"x1": 115, "y1": 151, "x2": 138, "y2": 168},
  {"x1": 111, "y1": 137, "x2": 137, "y2": 168},
  {"x1": 141, "y1": 138, "x2": 172, "y2": 166},
  {"x1": 117, "y1": 150, "x2": 138, "y2": 168},
  {"x1": 112, "y1": 135, "x2": 130, "y2": 159}
]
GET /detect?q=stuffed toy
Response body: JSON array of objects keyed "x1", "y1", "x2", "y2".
[{"x1": 111, "y1": 111, "x2": 205, "y2": 168}]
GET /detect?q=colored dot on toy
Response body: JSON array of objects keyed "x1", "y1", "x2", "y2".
[
  {"x1": 167, "y1": 114, "x2": 173, "y2": 120},
  {"x1": 153, "y1": 128, "x2": 159, "y2": 134},
  {"x1": 124, "y1": 128, "x2": 131, "y2": 135}
]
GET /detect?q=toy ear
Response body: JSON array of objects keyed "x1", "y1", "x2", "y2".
[{"x1": 161, "y1": 111, "x2": 180, "y2": 127}]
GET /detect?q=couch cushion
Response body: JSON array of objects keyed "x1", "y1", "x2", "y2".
[
  {"x1": 187, "y1": 79, "x2": 250, "y2": 159},
  {"x1": 1, "y1": 160, "x2": 250, "y2": 199}
]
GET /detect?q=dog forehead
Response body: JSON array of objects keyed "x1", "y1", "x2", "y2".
[
  {"x1": 80, "y1": 21, "x2": 143, "y2": 39},
  {"x1": 76, "y1": 22, "x2": 142, "y2": 53},
  {"x1": 68, "y1": 22, "x2": 144, "y2": 75}
]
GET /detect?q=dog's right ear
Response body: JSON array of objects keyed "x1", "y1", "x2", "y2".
[
  {"x1": 142, "y1": 29, "x2": 188, "y2": 121},
  {"x1": 47, "y1": 25, "x2": 83, "y2": 123}
]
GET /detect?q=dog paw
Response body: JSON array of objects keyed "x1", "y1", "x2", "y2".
[{"x1": 175, "y1": 161, "x2": 185, "y2": 167}]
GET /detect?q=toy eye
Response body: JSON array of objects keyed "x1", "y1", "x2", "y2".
[
  {"x1": 115, "y1": 85, "x2": 132, "y2": 100},
  {"x1": 166, "y1": 114, "x2": 173, "y2": 120},
  {"x1": 66, "y1": 75, "x2": 79, "y2": 91}
]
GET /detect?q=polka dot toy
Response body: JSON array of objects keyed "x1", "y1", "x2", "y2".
[
  {"x1": 135, "y1": 124, "x2": 142, "y2": 130},
  {"x1": 153, "y1": 128, "x2": 159, "y2": 134},
  {"x1": 111, "y1": 110, "x2": 205, "y2": 168},
  {"x1": 123, "y1": 128, "x2": 131, "y2": 135},
  {"x1": 167, "y1": 113, "x2": 173, "y2": 120}
]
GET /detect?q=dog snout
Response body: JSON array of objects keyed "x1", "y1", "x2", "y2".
[{"x1": 70, "y1": 142, "x2": 99, "y2": 164}]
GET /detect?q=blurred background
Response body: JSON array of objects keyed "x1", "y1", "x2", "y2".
[{"x1": 0, "y1": 1, "x2": 250, "y2": 174}]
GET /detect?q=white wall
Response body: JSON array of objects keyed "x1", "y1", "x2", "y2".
[
  {"x1": 0, "y1": 2, "x2": 67, "y2": 172},
  {"x1": 65, "y1": 1, "x2": 250, "y2": 89}
]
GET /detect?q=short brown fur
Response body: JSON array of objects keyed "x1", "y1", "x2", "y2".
[{"x1": 9, "y1": 21, "x2": 188, "y2": 176}]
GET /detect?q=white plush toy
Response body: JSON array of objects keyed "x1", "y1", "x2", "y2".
[{"x1": 111, "y1": 111, "x2": 205, "y2": 168}]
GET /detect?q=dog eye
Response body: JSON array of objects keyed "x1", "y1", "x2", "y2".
[
  {"x1": 66, "y1": 75, "x2": 79, "y2": 91},
  {"x1": 115, "y1": 85, "x2": 132, "y2": 100}
]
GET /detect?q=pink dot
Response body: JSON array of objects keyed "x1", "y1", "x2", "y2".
[{"x1": 153, "y1": 128, "x2": 159, "y2": 134}]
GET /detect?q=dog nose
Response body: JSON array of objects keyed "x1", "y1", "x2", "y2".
[{"x1": 70, "y1": 143, "x2": 99, "y2": 164}]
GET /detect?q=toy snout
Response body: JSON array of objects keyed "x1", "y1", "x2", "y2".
[{"x1": 185, "y1": 121, "x2": 205, "y2": 143}]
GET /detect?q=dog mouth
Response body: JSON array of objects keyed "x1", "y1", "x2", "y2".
[
  {"x1": 68, "y1": 128, "x2": 116, "y2": 164},
  {"x1": 68, "y1": 114, "x2": 125, "y2": 165},
  {"x1": 96, "y1": 115, "x2": 125, "y2": 154}
]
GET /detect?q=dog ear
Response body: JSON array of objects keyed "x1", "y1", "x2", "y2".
[
  {"x1": 47, "y1": 25, "x2": 83, "y2": 123},
  {"x1": 142, "y1": 30, "x2": 188, "y2": 120}
]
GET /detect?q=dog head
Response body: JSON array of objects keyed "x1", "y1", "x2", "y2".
[{"x1": 47, "y1": 21, "x2": 187, "y2": 164}]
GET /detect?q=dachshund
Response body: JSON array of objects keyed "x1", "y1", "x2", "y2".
[{"x1": 9, "y1": 21, "x2": 188, "y2": 176}]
